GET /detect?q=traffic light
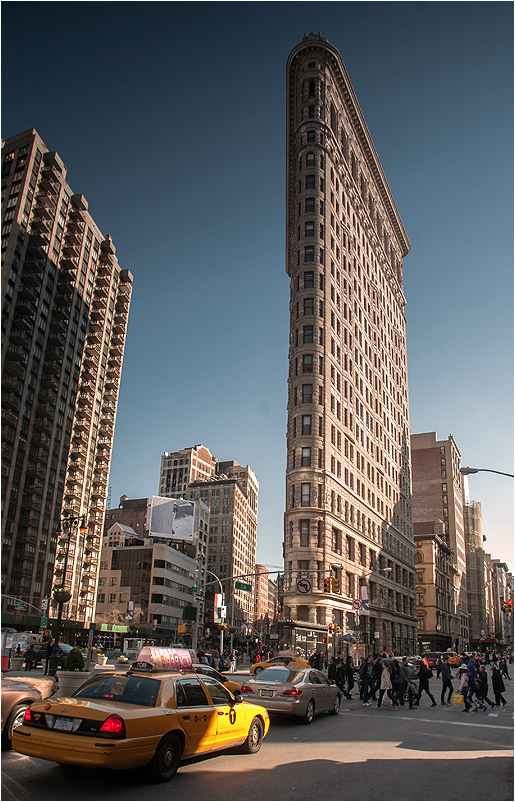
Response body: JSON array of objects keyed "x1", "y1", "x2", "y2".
[
  {"x1": 334, "y1": 625, "x2": 340, "y2": 634},
  {"x1": 331, "y1": 577, "x2": 340, "y2": 593},
  {"x1": 505, "y1": 599, "x2": 513, "y2": 614},
  {"x1": 324, "y1": 577, "x2": 330, "y2": 592}
]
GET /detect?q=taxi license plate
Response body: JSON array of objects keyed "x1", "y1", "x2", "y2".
[
  {"x1": 54, "y1": 717, "x2": 74, "y2": 732},
  {"x1": 261, "y1": 689, "x2": 274, "y2": 698}
]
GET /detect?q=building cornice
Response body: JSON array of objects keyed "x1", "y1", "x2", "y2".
[{"x1": 287, "y1": 34, "x2": 410, "y2": 259}]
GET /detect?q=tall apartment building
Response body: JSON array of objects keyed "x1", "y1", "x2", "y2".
[
  {"x1": 1, "y1": 129, "x2": 132, "y2": 632},
  {"x1": 158, "y1": 446, "x2": 258, "y2": 641},
  {"x1": 463, "y1": 496, "x2": 489, "y2": 642},
  {"x1": 282, "y1": 35, "x2": 416, "y2": 657},
  {"x1": 411, "y1": 431, "x2": 468, "y2": 649}
]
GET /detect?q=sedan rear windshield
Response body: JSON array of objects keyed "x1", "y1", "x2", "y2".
[
  {"x1": 73, "y1": 674, "x2": 160, "y2": 706},
  {"x1": 253, "y1": 668, "x2": 304, "y2": 683}
]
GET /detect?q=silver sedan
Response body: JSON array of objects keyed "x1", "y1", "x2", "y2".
[{"x1": 240, "y1": 667, "x2": 341, "y2": 724}]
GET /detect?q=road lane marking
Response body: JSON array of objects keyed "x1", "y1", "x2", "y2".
[{"x1": 343, "y1": 712, "x2": 513, "y2": 730}]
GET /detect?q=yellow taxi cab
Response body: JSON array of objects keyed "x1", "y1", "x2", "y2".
[
  {"x1": 250, "y1": 653, "x2": 310, "y2": 675},
  {"x1": 12, "y1": 647, "x2": 269, "y2": 783},
  {"x1": 442, "y1": 650, "x2": 459, "y2": 667}
]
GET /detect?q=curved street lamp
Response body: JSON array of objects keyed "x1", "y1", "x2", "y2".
[{"x1": 460, "y1": 467, "x2": 514, "y2": 478}]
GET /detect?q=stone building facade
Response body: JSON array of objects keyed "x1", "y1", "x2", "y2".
[
  {"x1": 411, "y1": 431, "x2": 468, "y2": 649},
  {"x1": 282, "y1": 34, "x2": 416, "y2": 657},
  {"x1": 414, "y1": 520, "x2": 455, "y2": 651},
  {"x1": 1, "y1": 129, "x2": 132, "y2": 632}
]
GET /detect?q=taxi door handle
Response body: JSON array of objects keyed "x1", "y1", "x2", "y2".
[
  {"x1": 182, "y1": 715, "x2": 190, "y2": 720},
  {"x1": 218, "y1": 711, "x2": 225, "y2": 715}
]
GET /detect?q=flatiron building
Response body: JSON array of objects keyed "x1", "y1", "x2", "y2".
[{"x1": 282, "y1": 35, "x2": 416, "y2": 655}]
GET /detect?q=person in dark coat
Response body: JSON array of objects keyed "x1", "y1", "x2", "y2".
[
  {"x1": 43, "y1": 638, "x2": 54, "y2": 674},
  {"x1": 335, "y1": 659, "x2": 352, "y2": 699},
  {"x1": 475, "y1": 665, "x2": 495, "y2": 709},
  {"x1": 24, "y1": 644, "x2": 36, "y2": 671},
  {"x1": 344, "y1": 655, "x2": 355, "y2": 696},
  {"x1": 415, "y1": 659, "x2": 437, "y2": 706},
  {"x1": 491, "y1": 666, "x2": 507, "y2": 706},
  {"x1": 328, "y1": 656, "x2": 337, "y2": 684}
]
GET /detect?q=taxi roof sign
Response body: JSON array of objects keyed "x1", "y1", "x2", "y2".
[{"x1": 131, "y1": 647, "x2": 193, "y2": 673}]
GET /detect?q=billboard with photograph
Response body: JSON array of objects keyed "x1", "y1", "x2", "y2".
[{"x1": 149, "y1": 496, "x2": 195, "y2": 542}]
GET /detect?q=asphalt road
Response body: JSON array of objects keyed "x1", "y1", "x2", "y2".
[{"x1": 2, "y1": 671, "x2": 513, "y2": 801}]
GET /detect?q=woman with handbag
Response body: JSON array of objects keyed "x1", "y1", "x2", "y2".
[
  {"x1": 374, "y1": 662, "x2": 400, "y2": 710},
  {"x1": 458, "y1": 664, "x2": 473, "y2": 712}
]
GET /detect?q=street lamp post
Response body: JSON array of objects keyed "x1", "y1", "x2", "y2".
[
  {"x1": 356, "y1": 567, "x2": 392, "y2": 651},
  {"x1": 460, "y1": 467, "x2": 514, "y2": 478},
  {"x1": 52, "y1": 514, "x2": 87, "y2": 644},
  {"x1": 205, "y1": 570, "x2": 224, "y2": 655}
]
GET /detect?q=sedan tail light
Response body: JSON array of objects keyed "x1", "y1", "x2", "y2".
[
  {"x1": 281, "y1": 689, "x2": 303, "y2": 697},
  {"x1": 240, "y1": 685, "x2": 254, "y2": 694},
  {"x1": 98, "y1": 715, "x2": 126, "y2": 738}
]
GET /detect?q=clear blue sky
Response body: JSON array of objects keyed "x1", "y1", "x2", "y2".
[{"x1": 2, "y1": 2, "x2": 513, "y2": 568}]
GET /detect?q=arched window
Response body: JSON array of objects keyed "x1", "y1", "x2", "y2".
[{"x1": 414, "y1": 551, "x2": 422, "y2": 563}]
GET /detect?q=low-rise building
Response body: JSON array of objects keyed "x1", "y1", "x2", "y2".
[
  {"x1": 414, "y1": 520, "x2": 456, "y2": 652},
  {"x1": 95, "y1": 527, "x2": 197, "y2": 646}
]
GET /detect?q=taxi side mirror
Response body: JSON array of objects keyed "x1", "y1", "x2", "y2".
[{"x1": 232, "y1": 693, "x2": 243, "y2": 704}]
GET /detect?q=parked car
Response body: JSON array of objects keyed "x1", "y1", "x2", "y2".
[
  {"x1": 192, "y1": 663, "x2": 242, "y2": 695},
  {"x1": 33, "y1": 642, "x2": 73, "y2": 668},
  {"x1": 241, "y1": 666, "x2": 341, "y2": 724},
  {"x1": 1, "y1": 678, "x2": 43, "y2": 750}
]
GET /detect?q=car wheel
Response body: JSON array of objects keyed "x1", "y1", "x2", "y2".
[
  {"x1": 254, "y1": 666, "x2": 263, "y2": 675},
  {"x1": 2, "y1": 703, "x2": 29, "y2": 750},
  {"x1": 301, "y1": 699, "x2": 315, "y2": 725},
  {"x1": 240, "y1": 716, "x2": 263, "y2": 754},
  {"x1": 147, "y1": 733, "x2": 182, "y2": 783},
  {"x1": 329, "y1": 694, "x2": 341, "y2": 715}
]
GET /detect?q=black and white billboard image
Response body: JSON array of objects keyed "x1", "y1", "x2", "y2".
[{"x1": 149, "y1": 496, "x2": 195, "y2": 542}]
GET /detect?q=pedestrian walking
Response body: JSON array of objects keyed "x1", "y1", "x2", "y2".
[
  {"x1": 360, "y1": 655, "x2": 376, "y2": 705},
  {"x1": 372, "y1": 657, "x2": 383, "y2": 699},
  {"x1": 474, "y1": 665, "x2": 495, "y2": 710},
  {"x1": 458, "y1": 665, "x2": 474, "y2": 712},
  {"x1": 415, "y1": 659, "x2": 437, "y2": 706},
  {"x1": 436, "y1": 654, "x2": 442, "y2": 678},
  {"x1": 344, "y1": 655, "x2": 355, "y2": 697},
  {"x1": 491, "y1": 666, "x2": 507, "y2": 706},
  {"x1": 24, "y1": 644, "x2": 36, "y2": 671},
  {"x1": 43, "y1": 637, "x2": 54, "y2": 674},
  {"x1": 396, "y1": 657, "x2": 416, "y2": 707},
  {"x1": 500, "y1": 656, "x2": 510, "y2": 679},
  {"x1": 440, "y1": 654, "x2": 454, "y2": 704},
  {"x1": 375, "y1": 662, "x2": 399, "y2": 710},
  {"x1": 229, "y1": 650, "x2": 236, "y2": 673}
]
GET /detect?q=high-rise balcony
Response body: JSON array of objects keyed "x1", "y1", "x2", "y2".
[
  {"x1": 30, "y1": 218, "x2": 51, "y2": 235},
  {"x1": 3, "y1": 360, "x2": 25, "y2": 378},
  {"x1": 64, "y1": 229, "x2": 83, "y2": 248},
  {"x1": 32, "y1": 203, "x2": 54, "y2": 220},
  {"x1": 70, "y1": 193, "x2": 88, "y2": 211},
  {"x1": 62, "y1": 243, "x2": 80, "y2": 258}
]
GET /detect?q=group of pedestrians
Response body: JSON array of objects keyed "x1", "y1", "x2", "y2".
[
  {"x1": 439, "y1": 653, "x2": 508, "y2": 711},
  {"x1": 357, "y1": 654, "x2": 437, "y2": 710}
]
